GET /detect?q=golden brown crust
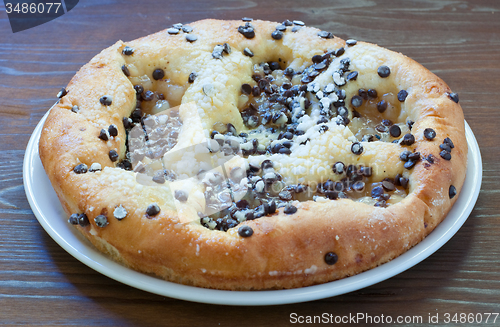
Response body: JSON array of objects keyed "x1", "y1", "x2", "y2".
[{"x1": 39, "y1": 19, "x2": 467, "y2": 290}]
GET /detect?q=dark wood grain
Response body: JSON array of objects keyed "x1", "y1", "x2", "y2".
[{"x1": 1, "y1": 0, "x2": 499, "y2": 325}]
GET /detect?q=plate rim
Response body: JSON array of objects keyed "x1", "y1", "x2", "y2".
[{"x1": 23, "y1": 112, "x2": 482, "y2": 306}]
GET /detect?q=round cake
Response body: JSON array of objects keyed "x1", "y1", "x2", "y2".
[{"x1": 39, "y1": 19, "x2": 467, "y2": 290}]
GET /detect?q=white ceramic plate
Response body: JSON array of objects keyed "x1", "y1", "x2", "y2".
[{"x1": 24, "y1": 112, "x2": 482, "y2": 306}]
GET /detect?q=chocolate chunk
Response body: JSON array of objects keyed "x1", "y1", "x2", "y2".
[
  {"x1": 152, "y1": 68, "x2": 165, "y2": 80},
  {"x1": 146, "y1": 203, "x2": 161, "y2": 217},
  {"x1": 238, "y1": 225, "x2": 254, "y2": 237},
  {"x1": 449, "y1": 185, "x2": 457, "y2": 199},
  {"x1": 324, "y1": 252, "x2": 338, "y2": 265},
  {"x1": 73, "y1": 163, "x2": 88, "y2": 174},
  {"x1": 423, "y1": 128, "x2": 436, "y2": 140},
  {"x1": 377, "y1": 65, "x2": 391, "y2": 78},
  {"x1": 94, "y1": 215, "x2": 109, "y2": 228}
]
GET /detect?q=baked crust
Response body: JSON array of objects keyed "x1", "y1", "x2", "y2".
[{"x1": 39, "y1": 19, "x2": 467, "y2": 290}]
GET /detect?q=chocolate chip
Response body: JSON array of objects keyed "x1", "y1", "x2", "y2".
[
  {"x1": 122, "y1": 46, "x2": 134, "y2": 55},
  {"x1": 108, "y1": 124, "x2": 118, "y2": 137},
  {"x1": 212, "y1": 44, "x2": 224, "y2": 59},
  {"x1": 293, "y1": 20, "x2": 305, "y2": 26},
  {"x1": 404, "y1": 160, "x2": 416, "y2": 169},
  {"x1": 374, "y1": 200, "x2": 387, "y2": 207},
  {"x1": 275, "y1": 24, "x2": 287, "y2": 31},
  {"x1": 400, "y1": 133, "x2": 415, "y2": 146},
  {"x1": 377, "y1": 65, "x2": 391, "y2": 78},
  {"x1": 109, "y1": 150, "x2": 119, "y2": 162},
  {"x1": 98, "y1": 129, "x2": 109, "y2": 141},
  {"x1": 335, "y1": 47, "x2": 345, "y2": 57},
  {"x1": 367, "y1": 89, "x2": 378, "y2": 98},
  {"x1": 399, "y1": 176, "x2": 409, "y2": 189},
  {"x1": 272, "y1": 30, "x2": 283, "y2": 40},
  {"x1": 152, "y1": 68, "x2": 165, "y2": 80},
  {"x1": 261, "y1": 159, "x2": 273, "y2": 170},
  {"x1": 167, "y1": 28, "x2": 180, "y2": 34},
  {"x1": 283, "y1": 19, "x2": 293, "y2": 26},
  {"x1": 407, "y1": 120, "x2": 414, "y2": 130},
  {"x1": 241, "y1": 83, "x2": 252, "y2": 95},
  {"x1": 77, "y1": 213, "x2": 89, "y2": 227},
  {"x1": 113, "y1": 206, "x2": 127, "y2": 220},
  {"x1": 146, "y1": 203, "x2": 161, "y2": 217},
  {"x1": 134, "y1": 85, "x2": 144, "y2": 95},
  {"x1": 346, "y1": 71, "x2": 358, "y2": 81},
  {"x1": 389, "y1": 125, "x2": 401, "y2": 137},
  {"x1": 408, "y1": 152, "x2": 421, "y2": 161},
  {"x1": 440, "y1": 143, "x2": 451, "y2": 153},
  {"x1": 121, "y1": 64, "x2": 130, "y2": 77},
  {"x1": 242, "y1": 17, "x2": 253, "y2": 22},
  {"x1": 443, "y1": 137, "x2": 454, "y2": 148},
  {"x1": 238, "y1": 25, "x2": 255, "y2": 38},
  {"x1": 142, "y1": 90, "x2": 154, "y2": 101},
  {"x1": 94, "y1": 215, "x2": 109, "y2": 228},
  {"x1": 188, "y1": 72, "x2": 197, "y2": 83},
  {"x1": 448, "y1": 92, "x2": 459, "y2": 103},
  {"x1": 243, "y1": 47, "x2": 254, "y2": 57},
  {"x1": 238, "y1": 225, "x2": 253, "y2": 237},
  {"x1": 440, "y1": 150, "x2": 452, "y2": 160},
  {"x1": 71, "y1": 105, "x2": 79, "y2": 113},
  {"x1": 423, "y1": 128, "x2": 436, "y2": 140},
  {"x1": 318, "y1": 31, "x2": 333, "y2": 39},
  {"x1": 324, "y1": 252, "x2": 338, "y2": 265},
  {"x1": 99, "y1": 95, "x2": 112, "y2": 106},
  {"x1": 397, "y1": 89, "x2": 408, "y2": 102},
  {"x1": 279, "y1": 190, "x2": 293, "y2": 201},
  {"x1": 174, "y1": 190, "x2": 188, "y2": 202},
  {"x1": 332, "y1": 161, "x2": 345, "y2": 174},
  {"x1": 68, "y1": 214, "x2": 80, "y2": 225},
  {"x1": 351, "y1": 142, "x2": 363, "y2": 155},
  {"x1": 182, "y1": 25, "x2": 193, "y2": 33},
  {"x1": 186, "y1": 34, "x2": 198, "y2": 42},
  {"x1": 352, "y1": 181, "x2": 365, "y2": 192},
  {"x1": 382, "y1": 180, "x2": 395, "y2": 192},
  {"x1": 376, "y1": 100, "x2": 388, "y2": 113},
  {"x1": 73, "y1": 163, "x2": 88, "y2": 174},
  {"x1": 284, "y1": 204, "x2": 298, "y2": 215},
  {"x1": 449, "y1": 185, "x2": 457, "y2": 199},
  {"x1": 346, "y1": 39, "x2": 357, "y2": 46},
  {"x1": 399, "y1": 150, "x2": 411, "y2": 161},
  {"x1": 351, "y1": 95, "x2": 363, "y2": 108}
]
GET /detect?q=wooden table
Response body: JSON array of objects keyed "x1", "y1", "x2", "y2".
[{"x1": 1, "y1": 0, "x2": 499, "y2": 325}]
